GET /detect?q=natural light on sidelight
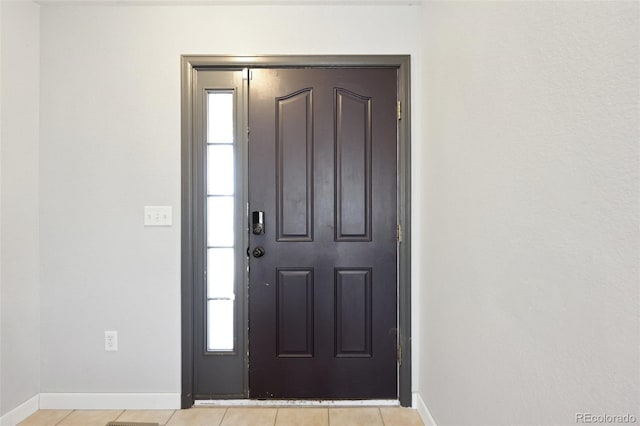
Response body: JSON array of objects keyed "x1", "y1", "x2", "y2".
[{"x1": 206, "y1": 91, "x2": 235, "y2": 352}]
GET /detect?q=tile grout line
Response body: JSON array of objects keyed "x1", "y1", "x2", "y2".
[
  {"x1": 273, "y1": 408, "x2": 279, "y2": 426},
  {"x1": 53, "y1": 409, "x2": 75, "y2": 426},
  {"x1": 114, "y1": 409, "x2": 125, "y2": 422},
  {"x1": 162, "y1": 409, "x2": 177, "y2": 425},
  {"x1": 116, "y1": 409, "x2": 125, "y2": 424},
  {"x1": 379, "y1": 407, "x2": 386, "y2": 426},
  {"x1": 217, "y1": 407, "x2": 228, "y2": 426}
]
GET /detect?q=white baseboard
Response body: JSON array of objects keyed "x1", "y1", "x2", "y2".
[
  {"x1": 414, "y1": 392, "x2": 437, "y2": 426},
  {"x1": 39, "y1": 393, "x2": 180, "y2": 410},
  {"x1": 0, "y1": 394, "x2": 39, "y2": 426}
]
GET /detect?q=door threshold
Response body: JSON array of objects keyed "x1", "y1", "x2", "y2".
[{"x1": 194, "y1": 399, "x2": 399, "y2": 407}]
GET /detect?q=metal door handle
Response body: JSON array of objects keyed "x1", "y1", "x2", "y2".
[{"x1": 252, "y1": 247, "x2": 265, "y2": 258}]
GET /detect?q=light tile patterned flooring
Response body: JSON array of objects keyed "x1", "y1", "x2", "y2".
[{"x1": 19, "y1": 407, "x2": 424, "y2": 426}]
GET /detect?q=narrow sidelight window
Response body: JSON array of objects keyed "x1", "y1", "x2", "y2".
[{"x1": 206, "y1": 91, "x2": 235, "y2": 352}]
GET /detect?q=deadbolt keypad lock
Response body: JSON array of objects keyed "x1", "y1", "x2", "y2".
[
  {"x1": 252, "y1": 247, "x2": 265, "y2": 258},
  {"x1": 252, "y1": 211, "x2": 265, "y2": 235}
]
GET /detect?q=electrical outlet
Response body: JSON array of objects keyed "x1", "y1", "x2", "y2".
[{"x1": 105, "y1": 331, "x2": 118, "y2": 351}]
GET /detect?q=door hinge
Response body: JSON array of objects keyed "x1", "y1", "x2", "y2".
[
  {"x1": 397, "y1": 344, "x2": 402, "y2": 365},
  {"x1": 396, "y1": 101, "x2": 402, "y2": 120},
  {"x1": 397, "y1": 223, "x2": 403, "y2": 243}
]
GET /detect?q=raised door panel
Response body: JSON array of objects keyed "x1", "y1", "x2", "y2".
[
  {"x1": 334, "y1": 268, "x2": 372, "y2": 357},
  {"x1": 276, "y1": 268, "x2": 314, "y2": 357},
  {"x1": 276, "y1": 89, "x2": 314, "y2": 241},
  {"x1": 335, "y1": 88, "x2": 372, "y2": 241}
]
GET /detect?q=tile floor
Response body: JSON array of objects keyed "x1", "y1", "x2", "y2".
[{"x1": 19, "y1": 407, "x2": 424, "y2": 426}]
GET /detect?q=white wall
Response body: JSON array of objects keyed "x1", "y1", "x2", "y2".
[
  {"x1": 39, "y1": 3, "x2": 422, "y2": 397},
  {"x1": 420, "y1": 2, "x2": 639, "y2": 425},
  {"x1": 0, "y1": 0, "x2": 3, "y2": 412},
  {"x1": 0, "y1": 0, "x2": 41, "y2": 417}
]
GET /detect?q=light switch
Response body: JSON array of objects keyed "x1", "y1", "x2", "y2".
[{"x1": 144, "y1": 206, "x2": 172, "y2": 226}]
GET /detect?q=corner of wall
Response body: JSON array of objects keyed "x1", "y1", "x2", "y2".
[
  {"x1": 0, "y1": 0, "x2": 41, "y2": 419},
  {"x1": 414, "y1": 392, "x2": 437, "y2": 426},
  {"x1": 0, "y1": 395, "x2": 38, "y2": 426}
]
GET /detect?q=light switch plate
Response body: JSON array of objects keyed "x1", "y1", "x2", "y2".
[{"x1": 144, "y1": 206, "x2": 172, "y2": 226}]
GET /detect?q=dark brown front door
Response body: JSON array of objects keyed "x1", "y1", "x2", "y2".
[{"x1": 248, "y1": 68, "x2": 398, "y2": 399}]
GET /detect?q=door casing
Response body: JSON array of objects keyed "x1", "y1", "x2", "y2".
[{"x1": 181, "y1": 55, "x2": 412, "y2": 408}]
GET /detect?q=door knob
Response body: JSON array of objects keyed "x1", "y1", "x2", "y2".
[{"x1": 252, "y1": 247, "x2": 265, "y2": 258}]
